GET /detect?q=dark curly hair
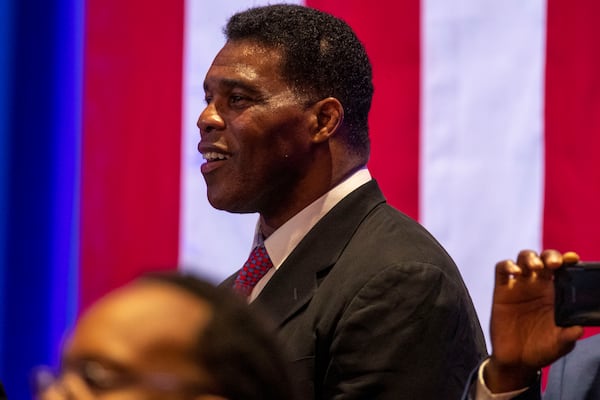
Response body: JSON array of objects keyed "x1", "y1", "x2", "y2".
[
  {"x1": 141, "y1": 272, "x2": 296, "y2": 400},
  {"x1": 225, "y1": 4, "x2": 373, "y2": 158}
]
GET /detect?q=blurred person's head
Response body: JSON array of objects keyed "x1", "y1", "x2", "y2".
[{"x1": 35, "y1": 273, "x2": 293, "y2": 400}]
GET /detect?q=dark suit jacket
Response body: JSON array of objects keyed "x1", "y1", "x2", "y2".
[
  {"x1": 0, "y1": 381, "x2": 6, "y2": 400},
  {"x1": 463, "y1": 335, "x2": 600, "y2": 400},
  {"x1": 544, "y1": 334, "x2": 600, "y2": 400},
  {"x1": 223, "y1": 180, "x2": 487, "y2": 399}
]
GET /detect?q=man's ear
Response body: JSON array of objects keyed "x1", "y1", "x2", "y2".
[{"x1": 310, "y1": 97, "x2": 344, "y2": 143}]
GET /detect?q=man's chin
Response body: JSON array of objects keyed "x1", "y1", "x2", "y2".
[{"x1": 206, "y1": 196, "x2": 256, "y2": 214}]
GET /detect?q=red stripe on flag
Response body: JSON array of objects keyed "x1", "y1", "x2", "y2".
[
  {"x1": 544, "y1": 0, "x2": 600, "y2": 338},
  {"x1": 80, "y1": 0, "x2": 184, "y2": 310},
  {"x1": 306, "y1": 0, "x2": 421, "y2": 219}
]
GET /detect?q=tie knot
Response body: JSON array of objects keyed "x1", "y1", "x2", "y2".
[{"x1": 233, "y1": 245, "x2": 273, "y2": 297}]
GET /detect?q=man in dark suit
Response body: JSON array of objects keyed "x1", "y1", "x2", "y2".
[
  {"x1": 466, "y1": 250, "x2": 600, "y2": 400},
  {"x1": 198, "y1": 4, "x2": 486, "y2": 399}
]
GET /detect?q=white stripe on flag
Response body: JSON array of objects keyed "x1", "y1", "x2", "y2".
[
  {"x1": 421, "y1": 0, "x2": 547, "y2": 344},
  {"x1": 179, "y1": 1, "x2": 302, "y2": 283}
]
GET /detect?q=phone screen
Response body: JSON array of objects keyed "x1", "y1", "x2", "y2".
[{"x1": 554, "y1": 262, "x2": 600, "y2": 326}]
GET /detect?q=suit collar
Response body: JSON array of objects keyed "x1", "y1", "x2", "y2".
[
  {"x1": 251, "y1": 180, "x2": 386, "y2": 326},
  {"x1": 259, "y1": 168, "x2": 372, "y2": 270}
]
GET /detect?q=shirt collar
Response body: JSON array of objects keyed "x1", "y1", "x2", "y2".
[{"x1": 251, "y1": 168, "x2": 372, "y2": 269}]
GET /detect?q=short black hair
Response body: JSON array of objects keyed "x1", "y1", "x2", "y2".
[
  {"x1": 225, "y1": 4, "x2": 373, "y2": 158},
  {"x1": 141, "y1": 272, "x2": 295, "y2": 400}
]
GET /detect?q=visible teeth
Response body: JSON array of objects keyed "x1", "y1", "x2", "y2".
[{"x1": 202, "y1": 152, "x2": 230, "y2": 161}]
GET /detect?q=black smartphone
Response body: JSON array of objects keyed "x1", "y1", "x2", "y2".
[{"x1": 554, "y1": 262, "x2": 600, "y2": 326}]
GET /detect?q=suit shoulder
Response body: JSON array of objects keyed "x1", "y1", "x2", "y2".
[{"x1": 347, "y1": 202, "x2": 460, "y2": 275}]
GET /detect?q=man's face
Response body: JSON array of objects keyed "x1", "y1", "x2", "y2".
[
  {"x1": 198, "y1": 40, "x2": 316, "y2": 219},
  {"x1": 38, "y1": 282, "x2": 222, "y2": 400}
]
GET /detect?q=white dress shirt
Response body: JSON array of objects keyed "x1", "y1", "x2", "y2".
[
  {"x1": 475, "y1": 359, "x2": 529, "y2": 400},
  {"x1": 247, "y1": 168, "x2": 372, "y2": 302}
]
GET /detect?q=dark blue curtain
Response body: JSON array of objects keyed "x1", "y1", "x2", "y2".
[
  {"x1": 0, "y1": 0, "x2": 12, "y2": 389},
  {"x1": 0, "y1": 0, "x2": 83, "y2": 397}
]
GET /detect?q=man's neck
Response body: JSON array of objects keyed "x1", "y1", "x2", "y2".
[
  {"x1": 259, "y1": 218, "x2": 275, "y2": 239},
  {"x1": 258, "y1": 164, "x2": 369, "y2": 240}
]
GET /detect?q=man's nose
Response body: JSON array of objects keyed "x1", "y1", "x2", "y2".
[{"x1": 197, "y1": 103, "x2": 225, "y2": 135}]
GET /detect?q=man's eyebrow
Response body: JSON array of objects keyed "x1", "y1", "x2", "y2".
[{"x1": 204, "y1": 78, "x2": 263, "y2": 95}]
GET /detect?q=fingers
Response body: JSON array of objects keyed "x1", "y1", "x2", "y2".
[
  {"x1": 540, "y1": 249, "x2": 565, "y2": 271},
  {"x1": 494, "y1": 249, "x2": 581, "y2": 290},
  {"x1": 562, "y1": 251, "x2": 580, "y2": 264},
  {"x1": 516, "y1": 250, "x2": 544, "y2": 277},
  {"x1": 495, "y1": 259, "x2": 522, "y2": 286},
  {"x1": 554, "y1": 325, "x2": 584, "y2": 360},
  {"x1": 513, "y1": 249, "x2": 578, "y2": 279},
  {"x1": 494, "y1": 249, "x2": 554, "y2": 286},
  {"x1": 558, "y1": 325, "x2": 584, "y2": 346}
]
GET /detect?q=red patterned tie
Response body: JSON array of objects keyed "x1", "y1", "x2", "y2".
[{"x1": 233, "y1": 244, "x2": 273, "y2": 297}]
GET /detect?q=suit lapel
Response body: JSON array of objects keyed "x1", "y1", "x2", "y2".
[{"x1": 251, "y1": 180, "x2": 386, "y2": 327}]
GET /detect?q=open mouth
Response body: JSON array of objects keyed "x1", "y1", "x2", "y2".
[{"x1": 201, "y1": 152, "x2": 231, "y2": 162}]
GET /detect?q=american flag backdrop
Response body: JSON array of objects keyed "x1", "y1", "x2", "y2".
[{"x1": 1, "y1": 0, "x2": 599, "y2": 397}]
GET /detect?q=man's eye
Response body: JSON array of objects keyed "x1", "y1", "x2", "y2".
[
  {"x1": 79, "y1": 360, "x2": 130, "y2": 391},
  {"x1": 230, "y1": 95, "x2": 250, "y2": 106}
]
